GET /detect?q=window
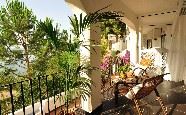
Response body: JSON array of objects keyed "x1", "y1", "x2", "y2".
[
  {"x1": 147, "y1": 39, "x2": 152, "y2": 49},
  {"x1": 161, "y1": 35, "x2": 166, "y2": 48}
]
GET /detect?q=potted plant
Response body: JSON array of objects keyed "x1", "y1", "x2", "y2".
[{"x1": 118, "y1": 64, "x2": 132, "y2": 79}]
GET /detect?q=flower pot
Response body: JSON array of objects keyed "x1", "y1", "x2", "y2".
[{"x1": 126, "y1": 71, "x2": 133, "y2": 78}]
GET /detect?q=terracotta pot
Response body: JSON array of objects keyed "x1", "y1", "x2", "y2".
[{"x1": 126, "y1": 71, "x2": 133, "y2": 78}]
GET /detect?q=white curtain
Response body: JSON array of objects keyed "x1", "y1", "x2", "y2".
[{"x1": 167, "y1": 15, "x2": 186, "y2": 83}]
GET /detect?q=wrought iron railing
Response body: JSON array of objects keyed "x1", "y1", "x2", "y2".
[{"x1": 0, "y1": 75, "x2": 81, "y2": 115}]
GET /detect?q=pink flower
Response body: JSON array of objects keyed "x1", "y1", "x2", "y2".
[
  {"x1": 121, "y1": 50, "x2": 130, "y2": 65},
  {"x1": 100, "y1": 55, "x2": 112, "y2": 72}
]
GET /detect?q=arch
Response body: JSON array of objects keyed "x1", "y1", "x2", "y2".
[{"x1": 66, "y1": 0, "x2": 137, "y2": 30}]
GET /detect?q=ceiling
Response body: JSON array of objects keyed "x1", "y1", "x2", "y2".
[
  {"x1": 66, "y1": 0, "x2": 180, "y2": 34},
  {"x1": 121, "y1": 0, "x2": 179, "y2": 15},
  {"x1": 140, "y1": 11, "x2": 177, "y2": 33},
  {"x1": 121, "y1": 0, "x2": 179, "y2": 33}
]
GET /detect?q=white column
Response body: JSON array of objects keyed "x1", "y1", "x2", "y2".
[
  {"x1": 138, "y1": 23, "x2": 143, "y2": 61},
  {"x1": 129, "y1": 27, "x2": 138, "y2": 65},
  {"x1": 80, "y1": 24, "x2": 102, "y2": 113},
  {"x1": 89, "y1": 24, "x2": 102, "y2": 111},
  {"x1": 66, "y1": 0, "x2": 102, "y2": 112}
]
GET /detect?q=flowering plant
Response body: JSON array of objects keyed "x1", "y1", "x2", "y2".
[
  {"x1": 100, "y1": 54, "x2": 112, "y2": 75},
  {"x1": 118, "y1": 64, "x2": 131, "y2": 73},
  {"x1": 120, "y1": 50, "x2": 130, "y2": 65},
  {"x1": 140, "y1": 58, "x2": 152, "y2": 67},
  {"x1": 100, "y1": 50, "x2": 130, "y2": 75},
  {"x1": 140, "y1": 51, "x2": 155, "y2": 67}
]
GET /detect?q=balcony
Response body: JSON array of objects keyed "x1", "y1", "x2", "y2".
[
  {"x1": 1, "y1": 73, "x2": 186, "y2": 115},
  {"x1": 0, "y1": 75, "x2": 84, "y2": 115}
]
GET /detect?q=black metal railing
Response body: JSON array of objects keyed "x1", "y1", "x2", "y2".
[{"x1": 0, "y1": 75, "x2": 81, "y2": 115}]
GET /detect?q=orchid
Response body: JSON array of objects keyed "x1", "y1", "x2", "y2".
[
  {"x1": 100, "y1": 55, "x2": 112, "y2": 74},
  {"x1": 120, "y1": 50, "x2": 130, "y2": 65},
  {"x1": 100, "y1": 50, "x2": 130, "y2": 75}
]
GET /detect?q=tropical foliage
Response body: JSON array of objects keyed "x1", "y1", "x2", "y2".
[
  {"x1": 100, "y1": 18, "x2": 129, "y2": 56},
  {"x1": 100, "y1": 19, "x2": 127, "y2": 39},
  {"x1": 69, "y1": 7, "x2": 123, "y2": 38},
  {"x1": 0, "y1": 0, "x2": 123, "y2": 114}
]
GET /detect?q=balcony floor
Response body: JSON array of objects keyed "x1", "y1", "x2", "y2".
[{"x1": 75, "y1": 80, "x2": 186, "y2": 115}]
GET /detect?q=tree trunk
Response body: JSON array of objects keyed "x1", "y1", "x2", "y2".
[
  {"x1": 22, "y1": 35, "x2": 31, "y2": 79},
  {"x1": 25, "y1": 45, "x2": 31, "y2": 78}
]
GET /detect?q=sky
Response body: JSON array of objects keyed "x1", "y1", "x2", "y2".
[{"x1": 0, "y1": 0, "x2": 73, "y2": 30}]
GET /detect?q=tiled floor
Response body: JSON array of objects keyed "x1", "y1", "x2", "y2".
[{"x1": 100, "y1": 80, "x2": 186, "y2": 115}]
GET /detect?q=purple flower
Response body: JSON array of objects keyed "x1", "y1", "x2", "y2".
[
  {"x1": 100, "y1": 55, "x2": 112, "y2": 72},
  {"x1": 120, "y1": 50, "x2": 130, "y2": 64}
]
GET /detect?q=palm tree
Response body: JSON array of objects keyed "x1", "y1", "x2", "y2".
[
  {"x1": 37, "y1": 18, "x2": 91, "y2": 113},
  {"x1": 38, "y1": 7, "x2": 123, "y2": 114}
]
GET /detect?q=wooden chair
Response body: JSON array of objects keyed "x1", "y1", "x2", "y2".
[{"x1": 115, "y1": 73, "x2": 170, "y2": 115}]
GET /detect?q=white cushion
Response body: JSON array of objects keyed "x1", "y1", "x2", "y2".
[
  {"x1": 125, "y1": 84, "x2": 142, "y2": 99},
  {"x1": 133, "y1": 64, "x2": 147, "y2": 76}
]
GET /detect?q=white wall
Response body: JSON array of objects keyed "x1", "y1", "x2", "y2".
[
  {"x1": 111, "y1": 38, "x2": 127, "y2": 51},
  {"x1": 10, "y1": 92, "x2": 66, "y2": 115},
  {"x1": 152, "y1": 37, "x2": 161, "y2": 48},
  {"x1": 143, "y1": 28, "x2": 162, "y2": 49}
]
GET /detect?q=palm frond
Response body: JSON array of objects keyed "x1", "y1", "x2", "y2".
[
  {"x1": 69, "y1": 6, "x2": 123, "y2": 38},
  {"x1": 37, "y1": 18, "x2": 60, "y2": 49}
]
